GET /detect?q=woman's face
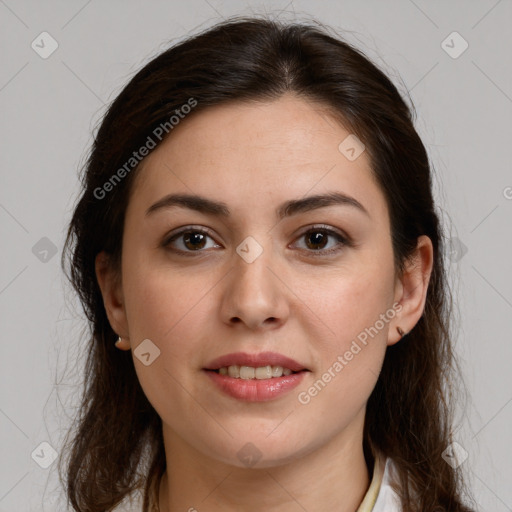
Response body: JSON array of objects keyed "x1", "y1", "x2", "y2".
[{"x1": 107, "y1": 94, "x2": 407, "y2": 467}]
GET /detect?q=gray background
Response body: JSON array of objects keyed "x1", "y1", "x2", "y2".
[{"x1": 1, "y1": 0, "x2": 511, "y2": 510}]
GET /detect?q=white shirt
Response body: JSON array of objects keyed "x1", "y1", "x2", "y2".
[
  {"x1": 370, "y1": 457, "x2": 403, "y2": 511},
  {"x1": 356, "y1": 453, "x2": 402, "y2": 511}
]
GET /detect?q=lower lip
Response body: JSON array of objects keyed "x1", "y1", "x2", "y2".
[{"x1": 204, "y1": 370, "x2": 308, "y2": 402}]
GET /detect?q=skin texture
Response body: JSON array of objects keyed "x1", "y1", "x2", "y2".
[{"x1": 96, "y1": 93, "x2": 433, "y2": 512}]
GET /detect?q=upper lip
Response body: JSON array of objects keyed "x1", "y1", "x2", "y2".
[{"x1": 204, "y1": 351, "x2": 309, "y2": 372}]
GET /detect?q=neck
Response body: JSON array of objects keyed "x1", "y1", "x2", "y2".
[{"x1": 158, "y1": 412, "x2": 372, "y2": 512}]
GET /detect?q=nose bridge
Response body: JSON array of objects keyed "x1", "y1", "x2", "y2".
[
  {"x1": 220, "y1": 233, "x2": 288, "y2": 329},
  {"x1": 233, "y1": 234, "x2": 276, "y2": 299}
]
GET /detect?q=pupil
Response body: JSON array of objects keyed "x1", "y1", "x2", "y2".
[
  {"x1": 185, "y1": 232, "x2": 205, "y2": 250},
  {"x1": 307, "y1": 231, "x2": 327, "y2": 250}
]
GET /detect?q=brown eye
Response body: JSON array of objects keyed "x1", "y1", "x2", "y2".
[
  {"x1": 182, "y1": 231, "x2": 207, "y2": 250},
  {"x1": 293, "y1": 226, "x2": 350, "y2": 256},
  {"x1": 304, "y1": 230, "x2": 329, "y2": 250},
  {"x1": 164, "y1": 228, "x2": 220, "y2": 254},
  {"x1": 163, "y1": 225, "x2": 350, "y2": 257}
]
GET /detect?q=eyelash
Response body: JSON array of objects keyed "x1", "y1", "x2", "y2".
[{"x1": 162, "y1": 224, "x2": 352, "y2": 258}]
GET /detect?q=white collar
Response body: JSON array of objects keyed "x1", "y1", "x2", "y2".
[{"x1": 372, "y1": 457, "x2": 402, "y2": 512}]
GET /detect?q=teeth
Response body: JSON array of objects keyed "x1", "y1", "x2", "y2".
[
  {"x1": 227, "y1": 365, "x2": 240, "y2": 378},
  {"x1": 255, "y1": 366, "x2": 272, "y2": 379},
  {"x1": 272, "y1": 365, "x2": 283, "y2": 377},
  {"x1": 216, "y1": 365, "x2": 297, "y2": 379},
  {"x1": 240, "y1": 366, "x2": 255, "y2": 379}
]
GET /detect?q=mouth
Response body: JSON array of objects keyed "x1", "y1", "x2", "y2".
[
  {"x1": 205, "y1": 365, "x2": 307, "y2": 380},
  {"x1": 204, "y1": 351, "x2": 310, "y2": 376},
  {"x1": 203, "y1": 365, "x2": 309, "y2": 402},
  {"x1": 202, "y1": 352, "x2": 310, "y2": 401}
]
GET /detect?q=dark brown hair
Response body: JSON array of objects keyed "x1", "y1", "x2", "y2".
[{"x1": 60, "y1": 16, "x2": 475, "y2": 511}]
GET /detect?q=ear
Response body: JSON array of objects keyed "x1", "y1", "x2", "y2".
[
  {"x1": 95, "y1": 251, "x2": 131, "y2": 350},
  {"x1": 388, "y1": 235, "x2": 434, "y2": 346}
]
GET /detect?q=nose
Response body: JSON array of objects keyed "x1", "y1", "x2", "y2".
[{"x1": 219, "y1": 242, "x2": 290, "y2": 332}]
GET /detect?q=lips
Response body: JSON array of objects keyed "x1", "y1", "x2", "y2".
[{"x1": 204, "y1": 351, "x2": 309, "y2": 372}]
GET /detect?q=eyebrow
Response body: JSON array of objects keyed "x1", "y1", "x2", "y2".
[{"x1": 145, "y1": 191, "x2": 370, "y2": 220}]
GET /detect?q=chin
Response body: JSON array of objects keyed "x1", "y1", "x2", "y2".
[{"x1": 201, "y1": 433, "x2": 312, "y2": 470}]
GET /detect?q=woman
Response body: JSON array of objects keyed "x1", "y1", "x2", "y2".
[{"x1": 60, "y1": 16, "x2": 475, "y2": 512}]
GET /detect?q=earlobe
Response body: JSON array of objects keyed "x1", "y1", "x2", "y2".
[
  {"x1": 95, "y1": 251, "x2": 130, "y2": 346},
  {"x1": 389, "y1": 235, "x2": 434, "y2": 346},
  {"x1": 115, "y1": 336, "x2": 131, "y2": 351}
]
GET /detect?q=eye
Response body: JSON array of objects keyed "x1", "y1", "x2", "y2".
[
  {"x1": 292, "y1": 225, "x2": 350, "y2": 256},
  {"x1": 163, "y1": 227, "x2": 221, "y2": 254},
  {"x1": 162, "y1": 224, "x2": 351, "y2": 257}
]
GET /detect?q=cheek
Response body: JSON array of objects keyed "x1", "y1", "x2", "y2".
[
  {"x1": 306, "y1": 261, "x2": 395, "y2": 346},
  {"x1": 122, "y1": 255, "x2": 208, "y2": 344},
  {"x1": 299, "y1": 262, "x2": 394, "y2": 401},
  {"x1": 296, "y1": 287, "x2": 390, "y2": 435},
  {"x1": 121, "y1": 264, "x2": 210, "y2": 416}
]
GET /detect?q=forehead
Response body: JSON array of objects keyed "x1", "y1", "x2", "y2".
[{"x1": 129, "y1": 94, "x2": 389, "y2": 225}]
